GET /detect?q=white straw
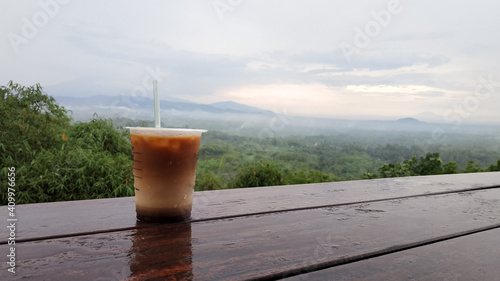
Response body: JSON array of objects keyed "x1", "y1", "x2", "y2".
[{"x1": 153, "y1": 80, "x2": 160, "y2": 128}]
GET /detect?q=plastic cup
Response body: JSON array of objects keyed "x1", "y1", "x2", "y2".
[{"x1": 127, "y1": 127, "x2": 206, "y2": 222}]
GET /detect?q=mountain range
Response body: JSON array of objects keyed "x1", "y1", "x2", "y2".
[
  {"x1": 55, "y1": 95, "x2": 273, "y2": 116},
  {"x1": 54, "y1": 95, "x2": 497, "y2": 136}
]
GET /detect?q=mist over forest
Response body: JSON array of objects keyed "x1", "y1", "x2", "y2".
[
  {"x1": 2, "y1": 83, "x2": 499, "y2": 205},
  {"x1": 99, "y1": 94, "x2": 500, "y2": 186}
]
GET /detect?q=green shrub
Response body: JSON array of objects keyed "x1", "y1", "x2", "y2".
[
  {"x1": 442, "y1": 161, "x2": 459, "y2": 174},
  {"x1": 231, "y1": 161, "x2": 283, "y2": 188},
  {"x1": 195, "y1": 172, "x2": 225, "y2": 191},
  {"x1": 0, "y1": 81, "x2": 133, "y2": 204},
  {"x1": 285, "y1": 169, "x2": 337, "y2": 184},
  {"x1": 0, "y1": 81, "x2": 70, "y2": 167}
]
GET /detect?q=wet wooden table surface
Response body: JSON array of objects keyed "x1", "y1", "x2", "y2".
[{"x1": 1, "y1": 172, "x2": 499, "y2": 280}]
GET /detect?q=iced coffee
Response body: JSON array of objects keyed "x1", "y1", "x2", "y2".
[{"x1": 128, "y1": 128, "x2": 205, "y2": 222}]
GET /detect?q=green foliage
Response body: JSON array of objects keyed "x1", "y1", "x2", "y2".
[
  {"x1": 2, "y1": 82, "x2": 499, "y2": 204},
  {"x1": 17, "y1": 145, "x2": 133, "y2": 203},
  {"x1": 195, "y1": 172, "x2": 225, "y2": 191},
  {"x1": 442, "y1": 161, "x2": 458, "y2": 174},
  {"x1": 368, "y1": 144, "x2": 424, "y2": 164},
  {"x1": 363, "y1": 172, "x2": 377, "y2": 179},
  {"x1": 1, "y1": 82, "x2": 133, "y2": 205},
  {"x1": 413, "y1": 152, "x2": 443, "y2": 175},
  {"x1": 378, "y1": 153, "x2": 443, "y2": 178},
  {"x1": 67, "y1": 116, "x2": 131, "y2": 154},
  {"x1": 377, "y1": 152, "x2": 498, "y2": 178},
  {"x1": 464, "y1": 160, "x2": 481, "y2": 173},
  {"x1": 0, "y1": 81, "x2": 70, "y2": 167},
  {"x1": 195, "y1": 131, "x2": 499, "y2": 186},
  {"x1": 394, "y1": 153, "x2": 440, "y2": 176},
  {"x1": 231, "y1": 161, "x2": 284, "y2": 188},
  {"x1": 284, "y1": 169, "x2": 338, "y2": 185},
  {"x1": 198, "y1": 143, "x2": 229, "y2": 158},
  {"x1": 378, "y1": 162, "x2": 412, "y2": 178},
  {"x1": 487, "y1": 160, "x2": 500, "y2": 172}
]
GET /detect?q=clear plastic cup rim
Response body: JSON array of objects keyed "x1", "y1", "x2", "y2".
[{"x1": 126, "y1": 127, "x2": 207, "y2": 137}]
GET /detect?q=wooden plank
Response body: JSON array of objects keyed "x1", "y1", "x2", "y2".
[
  {"x1": 1, "y1": 188, "x2": 499, "y2": 281},
  {"x1": 1, "y1": 172, "x2": 499, "y2": 243},
  {"x1": 285, "y1": 227, "x2": 500, "y2": 281}
]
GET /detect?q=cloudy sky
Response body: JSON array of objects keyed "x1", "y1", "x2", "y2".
[{"x1": 1, "y1": 0, "x2": 500, "y2": 123}]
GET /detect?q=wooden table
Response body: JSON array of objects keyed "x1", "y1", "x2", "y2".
[{"x1": 1, "y1": 172, "x2": 500, "y2": 280}]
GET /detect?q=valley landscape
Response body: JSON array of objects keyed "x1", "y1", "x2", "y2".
[{"x1": 55, "y1": 94, "x2": 500, "y2": 191}]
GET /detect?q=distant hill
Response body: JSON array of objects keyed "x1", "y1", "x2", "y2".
[
  {"x1": 412, "y1": 111, "x2": 442, "y2": 123},
  {"x1": 53, "y1": 95, "x2": 500, "y2": 136},
  {"x1": 396, "y1": 117, "x2": 426, "y2": 124},
  {"x1": 53, "y1": 95, "x2": 277, "y2": 129},
  {"x1": 54, "y1": 95, "x2": 273, "y2": 116},
  {"x1": 210, "y1": 101, "x2": 266, "y2": 114}
]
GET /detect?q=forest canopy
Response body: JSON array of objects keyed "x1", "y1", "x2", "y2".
[{"x1": 1, "y1": 82, "x2": 499, "y2": 205}]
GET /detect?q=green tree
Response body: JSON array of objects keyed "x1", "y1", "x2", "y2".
[
  {"x1": 442, "y1": 161, "x2": 459, "y2": 174},
  {"x1": 285, "y1": 169, "x2": 337, "y2": 184},
  {"x1": 199, "y1": 143, "x2": 229, "y2": 158},
  {"x1": 363, "y1": 172, "x2": 377, "y2": 179},
  {"x1": 463, "y1": 160, "x2": 481, "y2": 173},
  {"x1": 2, "y1": 116, "x2": 134, "y2": 204},
  {"x1": 0, "y1": 82, "x2": 134, "y2": 204},
  {"x1": 413, "y1": 152, "x2": 443, "y2": 175},
  {"x1": 195, "y1": 171, "x2": 225, "y2": 191},
  {"x1": 377, "y1": 152, "x2": 443, "y2": 178},
  {"x1": 486, "y1": 160, "x2": 500, "y2": 172},
  {"x1": 378, "y1": 163, "x2": 411, "y2": 178},
  {"x1": 231, "y1": 161, "x2": 283, "y2": 188},
  {"x1": 0, "y1": 81, "x2": 70, "y2": 166},
  {"x1": 68, "y1": 116, "x2": 131, "y2": 154}
]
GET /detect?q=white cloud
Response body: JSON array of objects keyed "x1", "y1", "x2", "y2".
[
  {"x1": 205, "y1": 82, "x2": 460, "y2": 120},
  {"x1": 345, "y1": 84, "x2": 446, "y2": 94},
  {"x1": 1, "y1": 0, "x2": 499, "y2": 123}
]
